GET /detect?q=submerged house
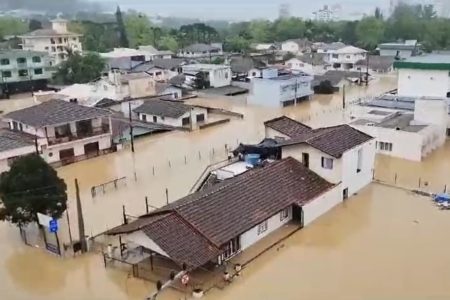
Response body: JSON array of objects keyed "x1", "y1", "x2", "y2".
[
  {"x1": 264, "y1": 116, "x2": 375, "y2": 198},
  {"x1": 2, "y1": 100, "x2": 113, "y2": 168},
  {"x1": 107, "y1": 157, "x2": 338, "y2": 269}
]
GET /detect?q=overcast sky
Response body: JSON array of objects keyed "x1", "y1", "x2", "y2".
[{"x1": 90, "y1": 0, "x2": 399, "y2": 20}]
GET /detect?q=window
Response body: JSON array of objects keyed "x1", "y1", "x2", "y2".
[
  {"x1": 52, "y1": 47, "x2": 56, "y2": 52},
  {"x1": 58, "y1": 38, "x2": 63, "y2": 44},
  {"x1": 50, "y1": 38, "x2": 56, "y2": 44},
  {"x1": 346, "y1": 55, "x2": 351, "y2": 59},
  {"x1": 64, "y1": 38, "x2": 68, "y2": 43},
  {"x1": 252, "y1": 72, "x2": 257, "y2": 76},
  {"x1": 2, "y1": 71, "x2": 12, "y2": 78},
  {"x1": 72, "y1": 37, "x2": 77, "y2": 41},
  {"x1": 257, "y1": 220, "x2": 268, "y2": 235},
  {"x1": 32, "y1": 56, "x2": 41, "y2": 63},
  {"x1": 379, "y1": 142, "x2": 393, "y2": 152},
  {"x1": 357, "y1": 148, "x2": 363, "y2": 173},
  {"x1": 34, "y1": 68, "x2": 43, "y2": 75},
  {"x1": 0, "y1": 58, "x2": 9, "y2": 65},
  {"x1": 280, "y1": 208, "x2": 289, "y2": 221},
  {"x1": 153, "y1": 116, "x2": 157, "y2": 123},
  {"x1": 321, "y1": 157, "x2": 334, "y2": 169},
  {"x1": 16, "y1": 57, "x2": 26, "y2": 64},
  {"x1": 18, "y1": 69, "x2": 28, "y2": 77},
  {"x1": 332, "y1": 54, "x2": 338, "y2": 59},
  {"x1": 45, "y1": 46, "x2": 49, "y2": 50}
]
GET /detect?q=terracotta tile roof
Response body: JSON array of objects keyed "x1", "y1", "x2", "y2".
[
  {"x1": 280, "y1": 124, "x2": 374, "y2": 158},
  {"x1": 3, "y1": 100, "x2": 112, "y2": 127},
  {"x1": 142, "y1": 213, "x2": 220, "y2": 268},
  {"x1": 264, "y1": 116, "x2": 312, "y2": 138},
  {"x1": 159, "y1": 157, "x2": 334, "y2": 246},
  {"x1": 107, "y1": 157, "x2": 334, "y2": 268}
]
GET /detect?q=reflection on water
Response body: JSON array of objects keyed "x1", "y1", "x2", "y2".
[{"x1": 4, "y1": 77, "x2": 450, "y2": 299}]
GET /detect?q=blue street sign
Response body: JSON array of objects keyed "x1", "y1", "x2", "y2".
[{"x1": 49, "y1": 219, "x2": 58, "y2": 233}]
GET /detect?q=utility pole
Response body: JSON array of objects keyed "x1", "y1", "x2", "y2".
[
  {"x1": 342, "y1": 85, "x2": 346, "y2": 110},
  {"x1": 75, "y1": 178, "x2": 88, "y2": 253},
  {"x1": 128, "y1": 101, "x2": 135, "y2": 153},
  {"x1": 366, "y1": 54, "x2": 369, "y2": 86}
]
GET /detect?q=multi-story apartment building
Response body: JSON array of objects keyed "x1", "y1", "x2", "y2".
[
  {"x1": 19, "y1": 18, "x2": 82, "y2": 66},
  {"x1": 0, "y1": 49, "x2": 52, "y2": 94}
]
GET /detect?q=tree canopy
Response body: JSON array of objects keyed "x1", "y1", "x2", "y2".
[
  {"x1": 0, "y1": 154, "x2": 67, "y2": 226},
  {"x1": 53, "y1": 52, "x2": 105, "y2": 85},
  {"x1": 0, "y1": 17, "x2": 27, "y2": 40}
]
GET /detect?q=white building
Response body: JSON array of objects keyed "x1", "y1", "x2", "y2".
[
  {"x1": 247, "y1": 69, "x2": 314, "y2": 107},
  {"x1": 177, "y1": 43, "x2": 223, "y2": 59},
  {"x1": 281, "y1": 39, "x2": 311, "y2": 55},
  {"x1": 378, "y1": 40, "x2": 421, "y2": 58},
  {"x1": 19, "y1": 18, "x2": 82, "y2": 66},
  {"x1": 137, "y1": 45, "x2": 173, "y2": 59},
  {"x1": 106, "y1": 157, "x2": 342, "y2": 271},
  {"x1": 352, "y1": 96, "x2": 448, "y2": 162},
  {"x1": 134, "y1": 99, "x2": 207, "y2": 128},
  {"x1": 325, "y1": 46, "x2": 367, "y2": 71},
  {"x1": 394, "y1": 55, "x2": 450, "y2": 98},
  {"x1": 182, "y1": 64, "x2": 231, "y2": 88},
  {"x1": 265, "y1": 116, "x2": 375, "y2": 198},
  {"x1": 0, "y1": 130, "x2": 37, "y2": 173},
  {"x1": 2, "y1": 100, "x2": 113, "y2": 168},
  {"x1": 313, "y1": 5, "x2": 337, "y2": 21}
]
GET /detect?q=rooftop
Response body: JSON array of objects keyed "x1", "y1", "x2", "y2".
[
  {"x1": 181, "y1": 43, "x2": 220, "y2": 53},
  {"x1": 133, "y1": 99, "x2": 192, "y2": 119},
  {"x1": 107, "y1": 157, "x2": 334, "y2": 268},
  {"x1": 351, "y1": 113, "x2": 428, "y2": 133},
  {"x1": 278, "y1": 122, "x2": 374, "y2": 158},
  {"x1": 264, "y1": 116, "x2": 312, "y2": 138},
  {"x1": 3, "y1": 100, "x2": 112, "y2": 127},
  {"x1": 182, "y1": 64, "x2": 230, "y2": 71},
  {"x1": 393, "y1": 55, "x2": 450, "y2": 70},
  {"x1": 20, "y1": 29, "x2": 81, "y2": 38},
  {"x1": 0, "y1": 129, "x2": 35, "y2": 152},
  {"x1": 356, "y1": 55, "x2": 395, "y2": 70},
  {"x1": 335, "y1": 46, "x2": 367, "y2": 54},
  {"x1": 131, "y1": 58, "x2": 188, "y2": 72}
]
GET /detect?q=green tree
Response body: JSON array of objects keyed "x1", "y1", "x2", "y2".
[
  {"x1": 374, "y1": 7, "x2": 383, "y2": 20},
  {"x1": 224, "y1": 35, "x2": 250, "y2": 53},
  {"x1": 273, "y1": 17, "x2": 306, "y2": 41},
  {"x1": 53, "y1": 52, "x2": 105, "y2": 85},
  {"x1": 116, "y1": 6, "x2": 129, "y2": 48},
  {"x1": 356, "y1": 17, "x2": 385, "y2": 49},
  {"x1": 0, "y1": 17, "x2": 27, "y2": 39},
  {"x1": 158, "y1": 35, "x2": 179, "y2": 52},
  {"x1": 0, "y1": 154, "x2": 67, "y2": 226},
  {"x1": 70, "y1": 21, "x2": 120, "y2": 52},
  {"x1": 248, "y1": 20, "x2": 273, "y2": 42},
  {"x1": 124, "y1": 12, "x2": 154, "y2": 48}
]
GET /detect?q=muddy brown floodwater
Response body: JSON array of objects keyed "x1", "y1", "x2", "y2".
[{"x1": 2, "y1": 76, "x2": 450, "y2": 299}]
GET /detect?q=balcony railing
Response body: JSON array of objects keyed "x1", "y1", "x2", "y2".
[{"x1": 48, "y1": 125, "x2": 110, "y2": 146}]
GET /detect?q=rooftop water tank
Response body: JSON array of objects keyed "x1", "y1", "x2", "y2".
[{"x1": 245, "y1": 154, "x2": 261, "y2": 166}]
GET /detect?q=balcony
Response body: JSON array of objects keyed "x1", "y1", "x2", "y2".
[{"x1": 47, "y1": 124, "x2": 110, "y2": 146}]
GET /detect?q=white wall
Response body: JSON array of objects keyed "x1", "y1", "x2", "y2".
[
  {"x1": 285, "y1": 58, "x2": 314, "y2": 75},
  {"x1": 0, "y1": 145, "x2": 37, "y2": 173},
  {"x1": 342, "y1": 141, "x2": 375, "y2": 196},
  {"x1": 139, "y1": 107, "x2": 208, "y2": 128},
  {"x1": 209, "y1": 68, "x2": 231, "y2": 88},
  {"x1": 379, "y1": 49, "x2": 413, "y2": 58},
  {"x1": 351, "y1": 124, "x2": 424, "y2": 161},
  {"x1": 239, "y1": 207, "x2": 292, "y2": 250},
  {"x1": 282, "y1": 144, "x2": 343, "y2": 184},
  {"x1": 398, "y1": 69, "x2": 449, "y2": 98},
  {"x1": 42, "y1": 134, "x2": 111, "y2": 163},
  {"x1": 281, "y1": 41, "x2": 300, "y2": 54},
  {"x1": 303, "y1": 186, "x2": 342, "y2": 226},
  {"x1": 126, "y1": 230, "x2": 169, "y2": 257},
  {"x1": 264, "y1": 127, "x2": 290, "y2": 140}
]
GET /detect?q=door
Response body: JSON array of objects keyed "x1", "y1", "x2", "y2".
[
  {"x1": 59, "y1": 148, "x2": 75, "y2": 165},
  {"x1": 343, "y1": 188, "x2": 349, "y2": 200},
  {"x1": 142, "y1": 114, "x2": 147, "y2": 122},
  {"x1": 292, "y1": 206, "x2": 304, "y2": 228},
  {"x1": 302, "y1": 153, "x2": 309, "y2": 168},
  {"x1": 84, "y1": 142, "x2": 100, "y2": 158}
]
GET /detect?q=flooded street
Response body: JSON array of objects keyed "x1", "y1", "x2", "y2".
[{"x1": 2, "y1": 76, "x2": 450, "y2": 299}]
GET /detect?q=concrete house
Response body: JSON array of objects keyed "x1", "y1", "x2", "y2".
[
  {"x1": 325, "y1": 46, "x2": 367, "y2": 71},
  {"x1": 281, "y1": 39, "x2": 312, "y2": 55},
  {"x1": 0, "y1": 130, "x2": 37, "y2": 173},
  {"x1": 177, "y1": 43, "x2": 223, "y2": 59},
  {"x1": 134, "y1": 99, "x2": 207, "y2": 128},
  {"x1": 2, "y1": 100, "x2": 113, "y2": 167},
  {"x1": 355, "y1": 55, "x2": 395, "y2": 74},
  {"x1": 378, "y1": 40, "x2": 421, "y2": 58},
  {"x1": 182, "y1": 64, "x2": 231, "y2": 88},
  {"x1": 247, "y1": 69, "x2": 313, "y2": 107},
  {"x1": 351, "y1": 99, "x2": 448, "y2": 161},
  {"x1": 107, "y1": 157, "x2": 340, "y2": 270},
  {"x1": 19, "y1": 18, "x2": 82, "y2": 66},
  {"x1": 0, "y1": 49, "x2": 52, "y2": 94},
  {"x1": 265, "y1": 116, "x2": 375, "y2": 199},
  {"x1": 394, "y1": 55, "x2": 450, "y2": 98}
]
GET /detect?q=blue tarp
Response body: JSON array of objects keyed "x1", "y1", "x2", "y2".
[{"x1": 433, "y1": 193, "x2": 450, "y2": 202}]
